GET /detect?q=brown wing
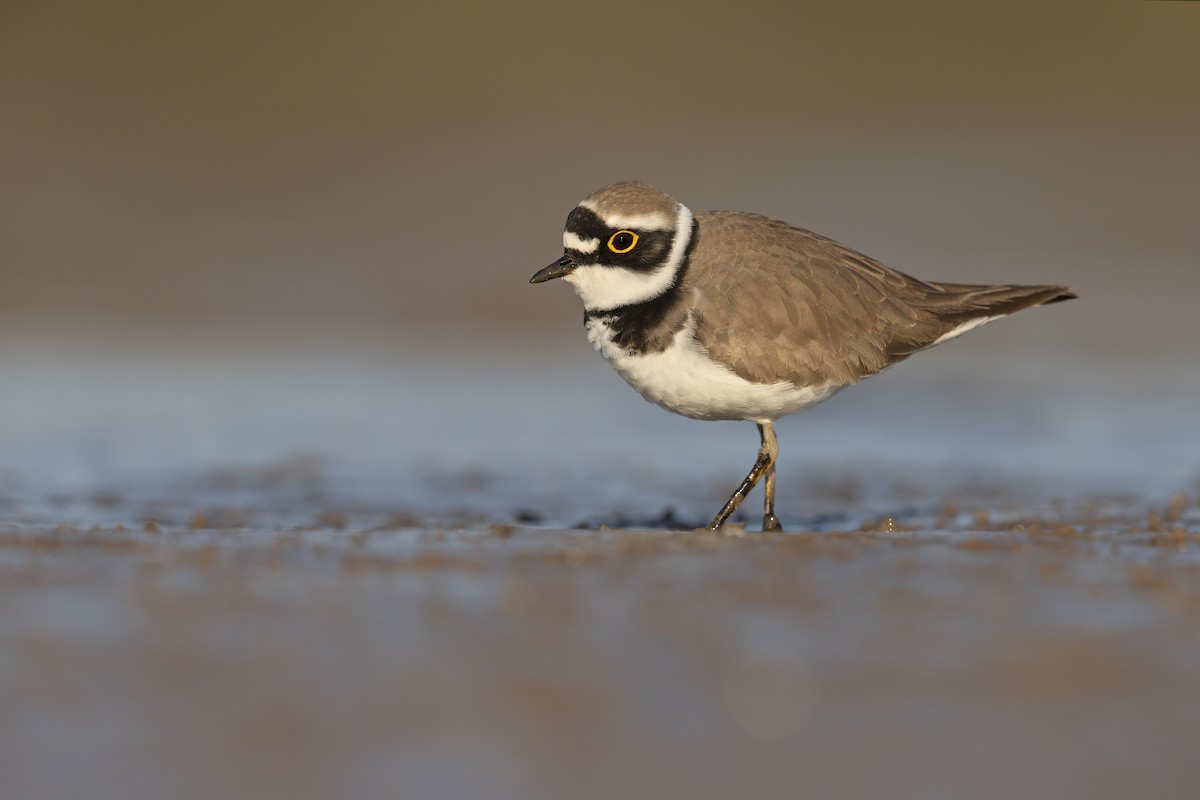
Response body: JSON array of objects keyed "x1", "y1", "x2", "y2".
[{"x1": 688, "y1": 211, "x2": 1074, "y2": 387}]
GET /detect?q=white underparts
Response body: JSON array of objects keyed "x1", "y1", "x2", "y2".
[
  {"x1": 932, "y1": 316, "x2": 999, "y2": 345},
  {"x1": 563, "y1": 203, "x2": 696, "y2": 311},
  {"x1": 586, "y1": 314, "x2": 841, "y2": 423}
]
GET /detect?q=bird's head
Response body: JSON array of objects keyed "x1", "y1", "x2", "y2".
[{"x1": 531, "y1": 181, "x2": 695, "y2": 312}]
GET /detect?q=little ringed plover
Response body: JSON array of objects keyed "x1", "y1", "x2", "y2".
[{"x1": 531, "y1": 181, "x2": 1076, "y2": 532}]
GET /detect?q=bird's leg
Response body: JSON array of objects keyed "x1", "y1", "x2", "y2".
[
  {"x1": 708, "y1": 423, "x2": 776, "y2": 531},
  {"x1": 760, "y1": 422, "x2": 782, "y2": 532}
]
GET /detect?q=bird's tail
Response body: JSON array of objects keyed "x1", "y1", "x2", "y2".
[
  {"x1": 882, "y1": 282, "x2": 1076, "y2": 361},
  {"x1": 923, "y1": 282, "x2": 1077, "y2": 327}
]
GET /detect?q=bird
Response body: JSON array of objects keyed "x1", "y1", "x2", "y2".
[{"x1": 530, "y1": 181, "x2": 1076, "y2": 532}]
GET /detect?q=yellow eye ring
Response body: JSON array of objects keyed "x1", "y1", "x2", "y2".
[{"x1": 607, "y1": 230, "x2": 639, "y2": 254}]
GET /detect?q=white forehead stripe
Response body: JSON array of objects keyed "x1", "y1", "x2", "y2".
[
  {"x1": 563, "y1": 231, "x2": 599, "y2": 254},
  {"x1": 579, "y1": 199, "x2": 674, "y2": 232}
]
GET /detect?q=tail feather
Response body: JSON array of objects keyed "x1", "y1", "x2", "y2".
[
  {"x1": 882, "y1": 282, "x2": 1076, "y2": 360},
  {"x1": 924, "y1": 282, "x2": 1077, "y2": 325}
]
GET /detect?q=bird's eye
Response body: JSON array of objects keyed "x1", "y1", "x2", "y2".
[{"x1": 607, "y1": 230, "x2": 639, "y2": 254}]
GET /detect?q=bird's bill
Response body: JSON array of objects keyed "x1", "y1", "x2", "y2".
[{"x1": 530, "y1": 254, "x2": 576, "y2": 284}]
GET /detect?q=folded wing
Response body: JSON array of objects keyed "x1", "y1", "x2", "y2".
[{"x1": 689, "y1": 211, "x2": 1075, "y2": 387}]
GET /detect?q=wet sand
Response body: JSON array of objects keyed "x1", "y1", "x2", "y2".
[{"x1": 4, "y1": 488, "x2": 1200, "y2": 800}]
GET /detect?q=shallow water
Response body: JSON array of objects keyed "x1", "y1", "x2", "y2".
[{"x1": 2, "y1": 350, "x2": 1199, "y2": 799}]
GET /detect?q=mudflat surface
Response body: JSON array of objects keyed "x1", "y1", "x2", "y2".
[
  {"x1": 3, "y1": 500, "x2": 1200, "y2": 800},
  {"x1": 3, "y1": 354, "x2": 1200, "y2": 800}
]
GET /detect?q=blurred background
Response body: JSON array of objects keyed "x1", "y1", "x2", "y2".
[
  {"x1": 3, "y1": 0, "x2": 1198, "y2": 508},
  {"x1": 4, "y1": 3, "x2": 1200, "y2": 800},
  {"x1": 3, "y1": 0, "x2": 1199, "y2": 503},
  {"x1": 3, "y1": 0, "x2": 1198, "y2": 350}
]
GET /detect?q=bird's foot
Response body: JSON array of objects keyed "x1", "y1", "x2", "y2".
[
  {"x1": 705, "y1": 520, "x2": 747, "y2": 537},
  {"x1": 762, "y1": 514, "x2": 783, "y2": 532}
]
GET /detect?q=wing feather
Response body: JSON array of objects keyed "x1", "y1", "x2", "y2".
[{"x1": 688, "y1": 211, "x2": 1073, "y2": 387}]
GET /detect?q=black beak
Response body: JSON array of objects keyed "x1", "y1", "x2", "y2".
[{"x1": 530, "y1": 254, "x2": 576, "y2": 284}]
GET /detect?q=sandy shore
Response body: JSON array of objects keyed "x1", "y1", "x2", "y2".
[{"x1": 3, "y1": 491, "x2": 1199, "y2": 800}]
